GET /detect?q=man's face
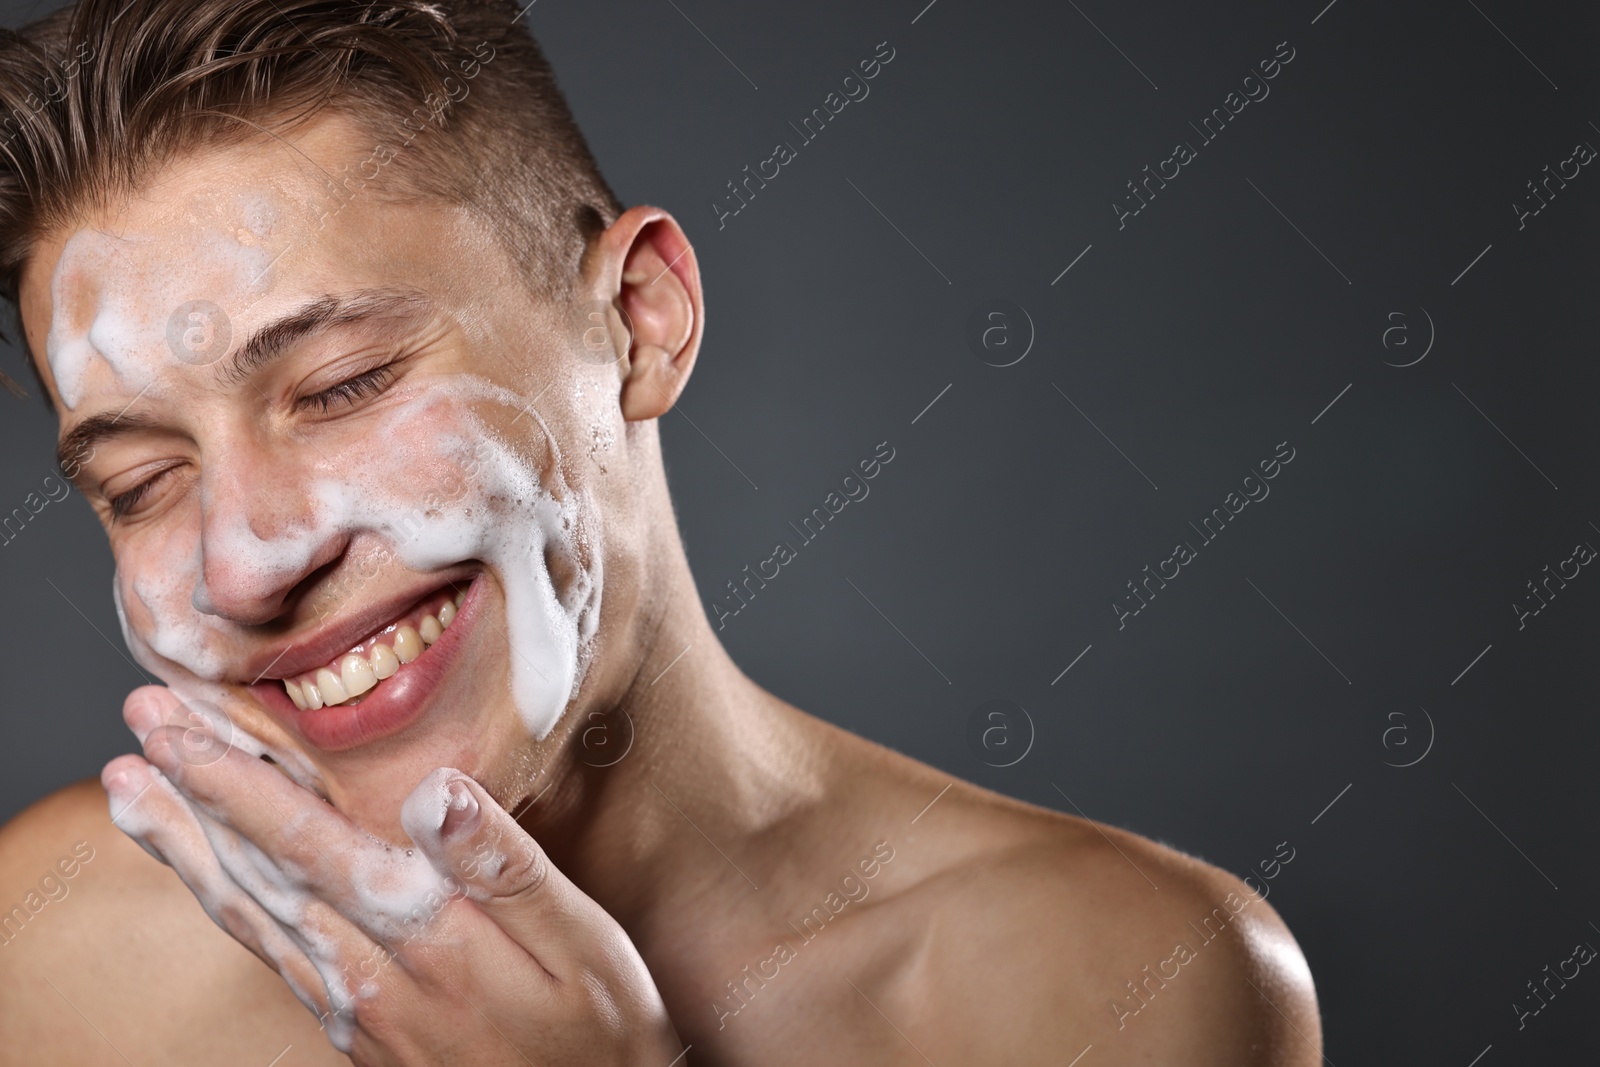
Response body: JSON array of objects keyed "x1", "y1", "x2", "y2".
[{"x1": 18, "y1": 113, "x2": 630, "y2": 834}]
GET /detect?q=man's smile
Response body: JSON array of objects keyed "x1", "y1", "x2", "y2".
[
  {"x1": 279, "y1": 587, "x2": 463, "y2": 711},
  {"x1": 246, "y1": 571, "x2": 485, "y2": 752}
]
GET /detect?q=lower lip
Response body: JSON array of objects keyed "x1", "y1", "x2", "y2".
[{"x1": 250, "y1": 575, "x2": 484, "y2": 752}]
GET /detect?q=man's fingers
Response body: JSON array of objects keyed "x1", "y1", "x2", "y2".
[
  {"x1": 135, "y1": 696, "x2": 364, "y2": 893},
  {"x1": 402, "y1": 768, "x2": 601, "y2": 968},
  {"x1": 101, "y1": 756, "x2": 338, "y2": 1022},
  {"x1": 131, "y1": 688, "x2": 467, "y2": 967},
  {"x1": 103, "y1": 752, "x2": 178, "y2": 865}
]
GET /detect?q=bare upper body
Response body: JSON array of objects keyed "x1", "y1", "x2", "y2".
[
  {"x1": 0, "y1": 67, "x2": 1319, "y2": 1067},
  {"x1": 0, "y1": 682, "x2": 1319, "y2": 1066}
]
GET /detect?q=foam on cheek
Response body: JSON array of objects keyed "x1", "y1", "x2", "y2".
[
  {"x1": 308, "y1": 402, "x2": 600, "y2": 739},
  {"x1": 120, "y1": 369, "x2": 599, "y2": 757},
  {"x1": 281, "y1": 375, "x2": 600, "y2": 740},
  {"x1": 410, "y1": 376, "x2": 605, "y2": 738},
  {"x1": 127, "y1": 529, "x2": 236, "y2": 681}
]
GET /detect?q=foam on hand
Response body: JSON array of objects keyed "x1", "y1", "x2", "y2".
[
  {"x1": 105, "y1": 764, "x2": 359, "y2": 1046},
  {"x1": 200, "y1": 814, "x2": 460, "y2": 1053},
  {"x1": 399, "y1": 766, "x2": 459, "y2": 843},
  {"x1": 400, "y1": 767, "x2": 514, "y2": 901}
]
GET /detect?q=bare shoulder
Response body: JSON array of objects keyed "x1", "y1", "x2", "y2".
[
  {"x1": 0, "y1": 780, "x2": 344, "y2": 1066},
  {"x1": 877, "y1": 781, "x2": 1321, "y2": 1066}
]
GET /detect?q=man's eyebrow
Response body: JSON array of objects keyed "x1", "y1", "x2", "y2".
[
  {"x1": 53, "y1": 288, "x2": 437, "y2": 483},
  {"x1": 220, "y1": 286, "x2": 437, "y2": 387},
  {"x1": 55, "y1": 409, "x2": 163, "y2": 482}
]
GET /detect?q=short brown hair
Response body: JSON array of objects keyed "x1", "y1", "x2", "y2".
[{"x1": 0, "y1": 0, "x2": 622, "y2": 393}]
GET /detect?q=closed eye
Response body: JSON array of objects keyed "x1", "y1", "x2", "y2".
[
  {"x1": 104, "y1": 460, "x2": 185, "y2": 523},
  {"x1": 297, "y1": 363, "x2": 397, "y2": 414},
  {"x1": 108, "y1": 473, "x2": 161, "y2": 519}
]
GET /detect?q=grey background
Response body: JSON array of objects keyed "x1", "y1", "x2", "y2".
[{"x1": 3, "y1": 0, "x2": 1598, "y2": 1061}]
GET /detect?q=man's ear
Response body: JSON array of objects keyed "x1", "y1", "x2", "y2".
[{"x1": 586, "y1": 205, "x2": 702, "y2": 422}]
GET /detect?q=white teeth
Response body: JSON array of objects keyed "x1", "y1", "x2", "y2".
[
  {"x1": 370, "y1": 642, "x2": 400, "y2": 679},
  {"x1": 394, "y1": 625, "x2": 422, "y2": 663},
  {"x1": 340, "y1": 653, "x2": 377, "y2": 698},
  {"x1": 316, "y1": 667, "x2": 349, "y2": 705},
  {"x1": 278, "y1": 593, "x2": 460, "y2": 709}
]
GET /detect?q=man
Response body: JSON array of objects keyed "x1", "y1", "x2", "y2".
[{"x1": 0, "y1": 0, "x2": 1321, "y2": 1062}]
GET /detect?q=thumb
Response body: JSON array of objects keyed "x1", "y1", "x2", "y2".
[{"x1": 400, "y1": 768, "x2": 600, "y2": 967}]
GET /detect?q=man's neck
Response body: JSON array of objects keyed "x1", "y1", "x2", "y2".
[{"x1": 510, "y1": 561, "x2": 829, "y2": 933}]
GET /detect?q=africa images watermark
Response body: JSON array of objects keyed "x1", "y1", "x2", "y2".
[
  {"x1": 1111, "y1": 839, "x2": 1296, "y2": 1030},
  {"x1": 0, "y1": 38, "x2": 95, "y2": 151},
  {"x1": 0, "y1": 437, "x2": 97, "y2": 549},
  {"x1": 1114, "y1": 39, "x2": 1297, "y2": 230},
  {"x1": 1512, "y1": 133, "x2": 1594, "y2": 231},
  {"x1": 315, "y1": 38, "x2": 497, "y2": 232},
  {"x1": 5, "y1": 118, "x2": 101, "y2": 539},
  {"x1": 1112, "y1": 440, "x2": 1297, "y2": 630},
  {"x1": 710, "y1": 39, "x2": 898, "y2": 231},
  {"x1": 1514, "y1": 933, "x2": 1596, "y2": 1031},
  {"x1": 710, "y1": 839, "x2": 897, "y2": 1030},
  {"x1": 0, "y1": 840, "x2": 97, "y2": 948},
  {"x1": 708, "y1": 440, "x2": 897, "y2": 630},
  {"x1": 1512, "y1": 533, "x2": 1594, "y2": 630}
]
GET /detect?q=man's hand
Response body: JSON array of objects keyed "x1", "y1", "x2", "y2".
[{"x1": 102, "y1": 686, "x2": 684, "y2": 1066}]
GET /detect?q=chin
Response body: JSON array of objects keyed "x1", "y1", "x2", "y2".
[{"x1": 226, "y1": 569, "x2": 528, "y2": 831}]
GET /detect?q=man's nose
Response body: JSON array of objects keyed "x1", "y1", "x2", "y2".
[{"x1": 194, "y1": 454, "x2": 348, "y2": 624}]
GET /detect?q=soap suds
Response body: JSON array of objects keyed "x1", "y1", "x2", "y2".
[
  {"x1": 114, "y1": 370, "x2": 602, "y2": 742},
  {"x1": 112, "y1": 763, "x2": 473, "y2": 1054},
  {"x1": 100, "y1": 369, "x2": 602, "y2": 1043},
  {"x1": 71, "y1": 180, "x2": 607, "y2": 1050},
  {"x1": 46, "y1": 219, "x2": 274, "y2": 409}
]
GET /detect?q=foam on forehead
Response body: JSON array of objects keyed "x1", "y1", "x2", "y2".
[{"x1": 43, "y1": 192, "x2": 280, "y2": 410}]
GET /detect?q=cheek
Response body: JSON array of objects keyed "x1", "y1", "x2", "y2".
[
  {"x1": 115, "y1": 371, "x2": 604, "y2": 742},
  {"x1": 332, "y1": 377, "x2": 605, "y2": 740},
  {"x1": 119, "y1": 522, "x2": 236, "y2": 681},
  {"x1": 316, "y1": 392, "x2": 519, "y2": 522},
  {"x1": 544, "y1": 541, "x2": 580, "y2": 606}
]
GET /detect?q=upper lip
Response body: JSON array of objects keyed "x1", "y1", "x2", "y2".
[{"x1": 237, "y1": 567, "x2": 477, "y2": 683}]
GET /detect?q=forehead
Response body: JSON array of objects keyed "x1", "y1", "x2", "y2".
[{"x1": 18, "y1": 113, "x2": 479, "y2": 415}]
